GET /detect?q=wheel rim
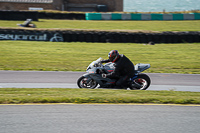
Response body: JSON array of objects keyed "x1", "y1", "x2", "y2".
[
  {"x1": 133, "y1": 78, "x2": 148, "y2": 90},
  {"x1": 79, "y1": 77, "x2": 97, "y2": 88}
]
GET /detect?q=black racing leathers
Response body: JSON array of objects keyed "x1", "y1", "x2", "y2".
[{"x1": 101, "y1": 54, "x2": 135, "y2": 87}]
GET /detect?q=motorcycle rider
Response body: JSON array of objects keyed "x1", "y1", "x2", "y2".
[{"x1": 100, "y1": 50, "x2": 135, "y2": 88}]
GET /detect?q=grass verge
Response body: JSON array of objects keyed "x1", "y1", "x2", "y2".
[
  {"x1": 0, "y1": 41, "x2": 199, "y2": 74},
  {"x1": 1, "y1": 19, "x2": 200, "y2": 32},
  {"x1": 0, "y1": 88, "x2": 200, "y2": 104}
]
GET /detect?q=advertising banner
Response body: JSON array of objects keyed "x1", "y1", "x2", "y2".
[
  {"x1": 0, "y1": 29, "x2": 199, "y2": 43},
  {"x1": 0, "y1": 30, "x2": 63, "y2": 42}
]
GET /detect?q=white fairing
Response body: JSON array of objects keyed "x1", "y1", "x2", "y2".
[
  {"x1": 86, "y1": 58, "x2": 115, "y2": 71},
  {"x1": 86, "y1": 57, "x2": 103, "y2": 70},
  {"x1": 135, "y1": 63, "x2": 151, "y2": 73}
]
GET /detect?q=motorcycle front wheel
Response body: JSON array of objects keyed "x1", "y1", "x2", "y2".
[
  {"x1": 130, "y1": 73, "x2": 151, "y2": 90},
  {"x1": 77, "y1": 76, "x2": 98, "y2": 89}
]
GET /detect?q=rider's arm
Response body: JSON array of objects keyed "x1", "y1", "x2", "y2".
[
  {"x1": 106, "y1": 64, "x2": 121, "y2": 78},
  {"x1": 100, "y1": 59, "x2": 110, "y2": 63}
]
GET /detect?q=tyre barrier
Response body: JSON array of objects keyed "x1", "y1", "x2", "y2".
[
  {"x1": 0, "y1": 29, "x2": 200, "y2": 43},
  {"x1": 86, "y1": 13, "x2": 200, "y2": 20},
  {"x1": 0, "y1": 11, "x2": 38, "y2": 21},
  {"x1": 38, "y1": 12, "x2": 85, "y2": 20},
  {"x1": 0, "y1": 11, "x2": 85, "y2": 20},
  {"x1": 1, "y1": 11, "x2": 199, "y2": 21}
]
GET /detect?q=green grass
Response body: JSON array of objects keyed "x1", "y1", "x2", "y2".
[
  {"x1": 1, "y1": 19, "x2": 200, "y2": 105},
  {"x1": 1, "y1": 19, "x2": 200, "y2": 32},
  {"x1": 0, "y1": 41, "x2": 199, "y2": 74},
  {"x1": 0, "y1": 88, "x2": 200, "y2": 104}
]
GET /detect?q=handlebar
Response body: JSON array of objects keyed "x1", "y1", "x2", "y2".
[{"x1": 94, "y1": 62, "x2": 103, "y2": 67}]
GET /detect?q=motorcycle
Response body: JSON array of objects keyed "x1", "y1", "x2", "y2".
[{"x1": 77, "y1": 58, "x2": 151, "y2": 90}]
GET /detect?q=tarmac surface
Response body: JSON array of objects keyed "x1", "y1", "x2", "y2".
[
  {"x1": 1, "y1": 71, "x2": 200, "y2": 133},
  {"x1": 0, "y1": 71, "x2": 200, "y2": 91},
  {"x1": 1, "y1": 104, "x2": 200, "y2": 133}
]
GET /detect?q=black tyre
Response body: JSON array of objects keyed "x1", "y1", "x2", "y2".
[
  {"x1": 131, "y1": 73, "x2": 151, "y2": 90},
  {"x1": 77, "y1": 76, "x2": 98, "y2": 89}
]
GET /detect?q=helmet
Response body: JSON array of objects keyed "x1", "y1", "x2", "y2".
[{"x1": 108, "y1": 50, "x2": 119, "y2": 63}]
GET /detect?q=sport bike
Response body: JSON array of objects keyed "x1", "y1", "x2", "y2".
[{"x1": 77, "y1": 58, "x2": 151, "y2": 90}]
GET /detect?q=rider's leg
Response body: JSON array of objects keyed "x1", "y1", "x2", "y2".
[{"x1": 116, "y1": 75, "x2": 130, "y2": 88}]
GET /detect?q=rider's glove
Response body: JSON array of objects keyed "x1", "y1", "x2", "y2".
[{"x1": 102, "y1": 74, "x2": 107, "y2": 78}]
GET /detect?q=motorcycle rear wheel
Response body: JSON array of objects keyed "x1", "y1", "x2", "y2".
[
  {"x1": 77, "y1": 76, "x2": 98, "y2": 89},
  {"x1": 130, "y1": 73, "x2": 151, "y2": 90}
]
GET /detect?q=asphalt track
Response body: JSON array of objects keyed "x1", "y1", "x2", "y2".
[
  {"x1": 1, "y1": 72, "x2": 200, "y2": 133},
  {"x1": 1, "y1": 104, "x2": 200, "y2": 133},
  {"x1": 0, "y1": 71, "x2": 200, "y2": 91}
]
